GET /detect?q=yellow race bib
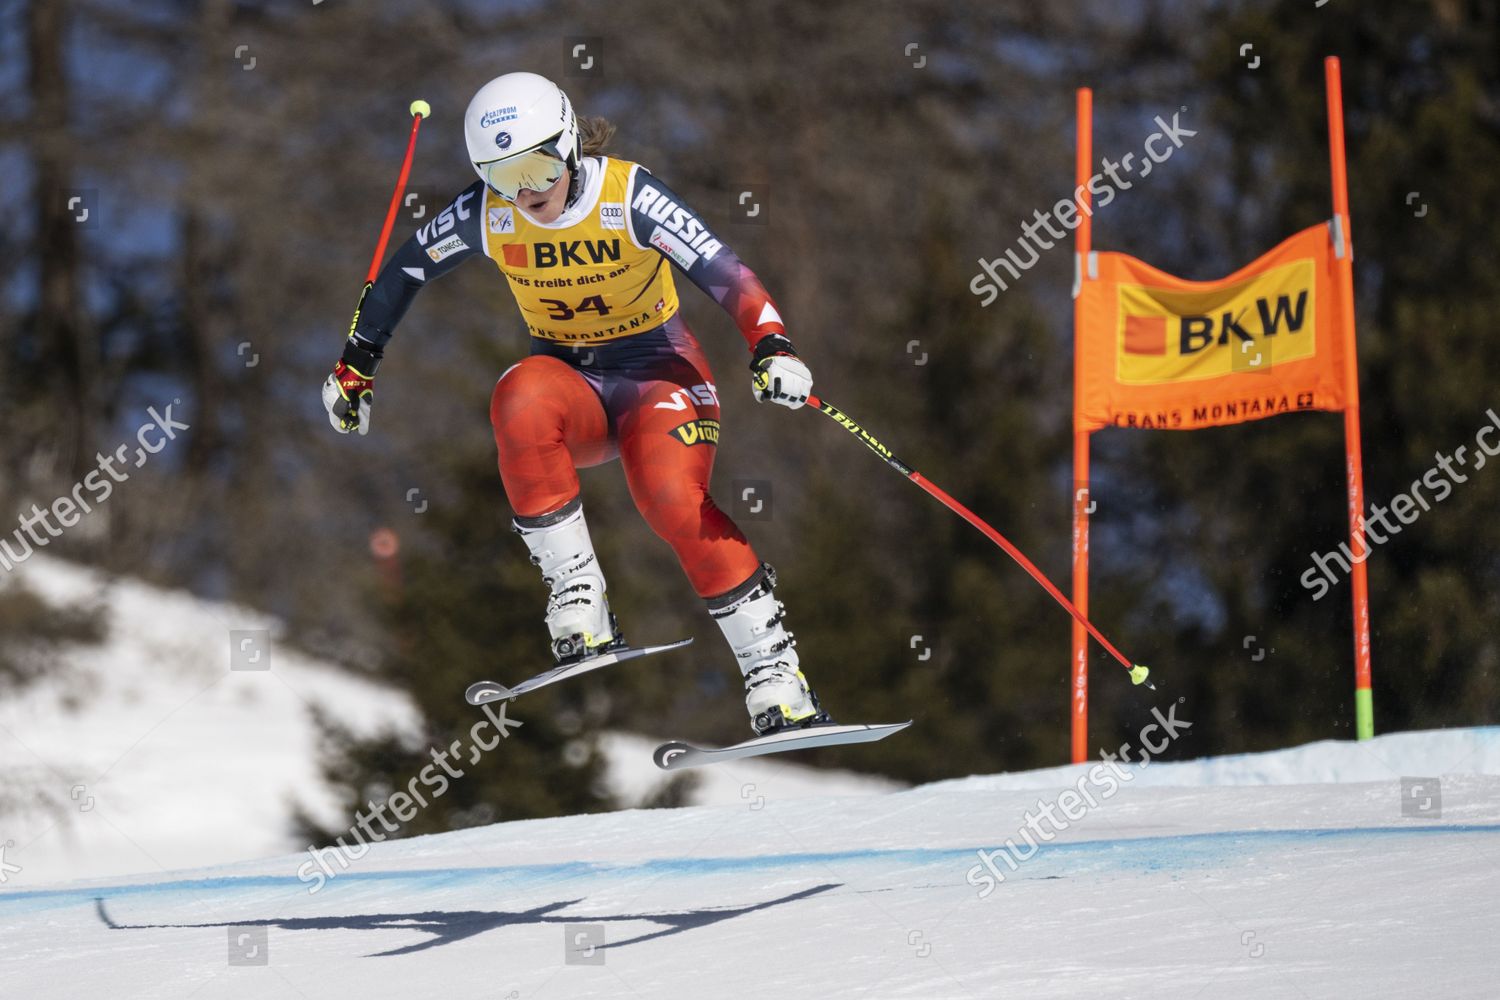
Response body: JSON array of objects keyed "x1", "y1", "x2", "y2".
[{"x1": 482, "y1": 157, "x2": 680, "y2": 343}]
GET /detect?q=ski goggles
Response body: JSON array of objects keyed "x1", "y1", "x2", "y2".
[{"x1": 476, "y1": 138, "x2": 567, "y2": 201}]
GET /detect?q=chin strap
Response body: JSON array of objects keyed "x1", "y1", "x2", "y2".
[{"x1": 564, "y1": 155, "x2": 588, "y2": 208}]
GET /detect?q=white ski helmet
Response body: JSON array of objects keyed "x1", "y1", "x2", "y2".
[{"x1": 464, "y1": 72, "x2": 580, "y2": 199}]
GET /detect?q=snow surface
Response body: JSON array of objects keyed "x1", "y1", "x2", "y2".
[
  {"x1": 0, "y1": 555, "x2": 422, "y2": 884},
  {"x1": 0, "y1": 556, "x2": 901, "y2": 886},
  {"x1": 3, "y1": 726, "x2": 1497, "y2": 999}
]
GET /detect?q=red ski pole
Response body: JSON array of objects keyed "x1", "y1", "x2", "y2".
[
  {"x1": 347, "y1": 99, "x2": 430, "y2": 339},
  {"x1": 794, "y1": 388, "x2": 1153, "y2": 688}
]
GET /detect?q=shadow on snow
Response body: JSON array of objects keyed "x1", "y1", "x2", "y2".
[{"x1": 95, "y1": 882, "x2": 841, "y2": 958}]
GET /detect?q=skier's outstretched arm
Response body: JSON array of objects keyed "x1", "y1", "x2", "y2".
[
  {"x1": 625, "y1": 169, "x2": 812, "y2": 409},
  {"x1": 322, "y1": 183, "x2": 487, "y2": 435}
]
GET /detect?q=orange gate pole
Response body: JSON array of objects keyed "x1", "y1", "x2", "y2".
[
  {"x1": 1071, "y1": 87, "x2": 1094, "y2": 763},
  {"x1": 1324, "y1": 56, "x2": 1375, "y2": 739}
]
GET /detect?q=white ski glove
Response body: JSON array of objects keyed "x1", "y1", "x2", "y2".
[
  {"x1": 750, "y1": 335, "x2": 812, "y2": 410},
  {"x1": 322, "y1": 341, "x2": 381, "y2": 436}
]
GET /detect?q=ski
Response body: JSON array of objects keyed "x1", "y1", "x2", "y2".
[
  {"x1": 465, "y1": 637, "x2": 694, "y2": 706},
  {"x1": 653, "y1": 721, "x2": 912, "y2": 770}
]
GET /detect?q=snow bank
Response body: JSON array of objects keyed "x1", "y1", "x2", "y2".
[
  {"x1": 0, "y1": 556, "x2": 902, "y2": 885},
  {"x1": 930, "y1": 725, "x2": 1500, "y2": 792}
]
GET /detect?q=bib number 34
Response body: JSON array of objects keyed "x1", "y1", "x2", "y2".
[{"x1": 539, "y1": 295, "x2": 610, "y2": 321}]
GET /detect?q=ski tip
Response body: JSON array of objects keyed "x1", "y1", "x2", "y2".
[
  {"x1": 464, "y1": 681, "x2": 514, "y2": 706},
  {"x1": 653, "y1": 742, "x2": 692, "y2": 770}
]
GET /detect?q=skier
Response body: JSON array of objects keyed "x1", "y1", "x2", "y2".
[{"x1": 323, "y1": 72, "x2": 827, "y2": 736}]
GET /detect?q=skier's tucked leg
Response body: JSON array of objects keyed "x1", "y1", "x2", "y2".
[
  {"x1": 490, "y1": 355, "x2": 614, "y2": 516},
  {"x1": 611, "y1": 359, "x2": 757, "y2": 599},
  {"x1": 492, "y1": 356, "x2": 622, "y2": 663},
  {"x1": 614, "y1": 353, "x2": 828, "y2": 735}
]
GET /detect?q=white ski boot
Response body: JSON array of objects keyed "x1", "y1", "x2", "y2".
[
  {"x1": 708, "y1": 563, "x2": 830, "y2": 736},
  {"x1": 512, "y1": 498, "x2": 622, "y2": 664}
]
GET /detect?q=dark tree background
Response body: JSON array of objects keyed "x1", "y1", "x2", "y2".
[{"x1": 1, "y1": 0, "x2": 1495, "y2": 838}]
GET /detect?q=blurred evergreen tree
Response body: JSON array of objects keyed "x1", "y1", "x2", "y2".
[
  {"x1": 1088, "y1": 0, "x2": 1500, "y2": 753},
  {"x1": 8, "y1": 0, "x2": 1497, "y2": 822},
  {"x1": 773, "y1": 207, "x2": 1075, "y2": 780}
]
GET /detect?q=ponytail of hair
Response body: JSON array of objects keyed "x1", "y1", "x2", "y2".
[{"x1": 577, "y1": 115, "x2": 617, "y2": 155}]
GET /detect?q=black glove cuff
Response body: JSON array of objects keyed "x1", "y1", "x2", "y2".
[
  {"x1": 341, "y1": 339, "x2": 382, "y2": 376},
  {"x1": 749, "y1": 334, "x2": 796, "y2": 371}
]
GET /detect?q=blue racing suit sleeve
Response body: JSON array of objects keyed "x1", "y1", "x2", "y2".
[
  {"x1": 347, "y1": 181, "x2": 488, "y2": 358},
  {"x1": 625, "y1": 168, "x2": 790, "y2": 354}
]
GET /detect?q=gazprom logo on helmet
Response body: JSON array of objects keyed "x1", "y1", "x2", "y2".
[
  {"x1": 480, "y1": 106, "x2": 518, "y2": 127},
  {"x1": 495, "y1": 131, "x2": 513, "y2": 151}
]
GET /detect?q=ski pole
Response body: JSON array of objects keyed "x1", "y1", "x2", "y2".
[
  {"x1": 790, "y1": 386, "x2": 1153, "y2": 689},
  {"x1": 347, "y1": 99, "x2": 430, "y2": 339}
]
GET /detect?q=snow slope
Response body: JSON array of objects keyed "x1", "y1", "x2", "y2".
[
  {"x1": 0, "y1": 555, "x2": 422, "y2": 884},
  {"x1": 0, "y1": 556, "x2": 901, "y2": 885},
  {"x1": 3, "y1": 727, "x2": 1497, "y2": 999}
]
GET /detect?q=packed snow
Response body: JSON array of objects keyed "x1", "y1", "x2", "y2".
[
  {"x1": 3, "y1": 714, "x2": 1496, "y2": 998},
  {"x1": 0, "y1": 556, "x2": 900, "y2": 885},
  {"x1": 3, "y1": 557, "x2": 1498, "y2": 998}
]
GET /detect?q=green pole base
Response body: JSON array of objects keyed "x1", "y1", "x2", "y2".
[{"x1": 1355, "y1": 687, "x2": 1374, "y2": 740}]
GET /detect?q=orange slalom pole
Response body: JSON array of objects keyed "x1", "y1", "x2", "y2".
[
  {"x1": 1324, "y1": 57, "x2": 1375, "y2": 739},
  {"x1": 1071, "y1": 87, "x2": 1095, "y2": 763}
]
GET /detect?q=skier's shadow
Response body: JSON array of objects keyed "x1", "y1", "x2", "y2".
[{"x1": 95, "y1": 882, "x2": 840, "y2": 958}]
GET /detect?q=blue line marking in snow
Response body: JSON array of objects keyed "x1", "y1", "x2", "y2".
[{"x1": 1, "y1": 823, "x2": 1496, "y2": 914}]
